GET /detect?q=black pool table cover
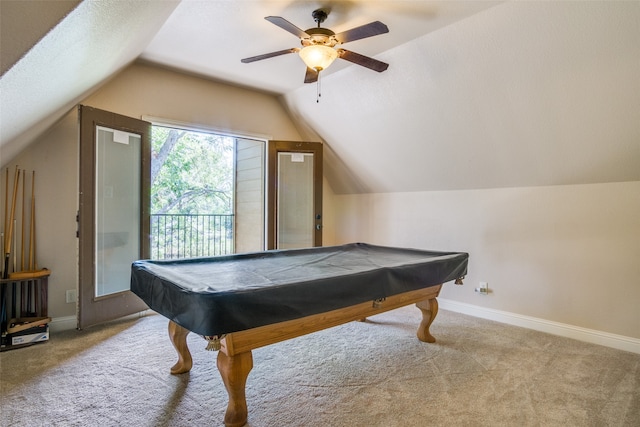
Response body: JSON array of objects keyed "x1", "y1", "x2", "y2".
[{"x1": 130, "y1": 243, "x2": 468, "y2": 337}]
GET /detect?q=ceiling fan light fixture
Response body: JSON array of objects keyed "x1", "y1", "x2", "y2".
[{"x1": 299, "y1": 45, "x2": 338, "y2": 71}]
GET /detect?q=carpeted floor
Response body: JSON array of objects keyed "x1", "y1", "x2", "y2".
[{"x1": 1, "y1": 306, "x2": 639, "y2": 426}]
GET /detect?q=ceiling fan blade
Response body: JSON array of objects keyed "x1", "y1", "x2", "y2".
[
  {"x1": 334, "y1": 21, "x2": 389, "y2": 44},
  {"x1": 338, "y1": 49, "x2": 389, "y2": 72},
  {"x1": 304, "y1": 67, "x2": 318, "y2": 84},
  {"x1": 241, "y1": 48, "x2": 298, "y2": 63},
  {"x1": 265, "y1": 16, "x2": 310, "y2": 39}
]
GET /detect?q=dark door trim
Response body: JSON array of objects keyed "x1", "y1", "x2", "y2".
[
  {"x1": 78, "y1": 105, "x2": 150, "y2": 329},
  {"x1": 266, "y1": 140, "x2": 323, "y2": 250}
]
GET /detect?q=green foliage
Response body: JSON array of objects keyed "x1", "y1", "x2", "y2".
[{"x1": 151, "y1": 126, "x2": 234, "y2": 215}]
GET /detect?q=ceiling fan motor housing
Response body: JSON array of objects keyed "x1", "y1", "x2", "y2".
[{"x1": 301, "y1": 27, "x2": 338, "y2": 48}]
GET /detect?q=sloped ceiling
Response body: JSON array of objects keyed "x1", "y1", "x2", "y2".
[
  {"x1": 0, "y1": 0, "x2": 180, "y2": 163},
  {"x1": 0, "y1": 0, "x2": 81, "y2": 76},
  {"x1": 1, "y1": 1, "x2": 638, "y2": 194},
  {"x1": 284, "y1": 1, "x2": 640, "y2": 193},
  {"x1": 140, "y1": 0, "x2": 500, "y2": 94}
]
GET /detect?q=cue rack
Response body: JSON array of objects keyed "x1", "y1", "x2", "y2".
[{"x1": 1, "y1": 166, "x2": 51, "y2": 351}]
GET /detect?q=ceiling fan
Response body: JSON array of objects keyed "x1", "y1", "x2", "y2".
[{"x1": 241, "y1": 9, "x2": 389, "y2": 84}]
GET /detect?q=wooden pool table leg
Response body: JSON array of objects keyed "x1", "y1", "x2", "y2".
[
  {"x1": 416, "y1": 298, "x2": 438, "y2": 343},
  {"x1": 168, "y1": 321, "x2": 193, "y2": 374},
  {"x1": 217, "y1": 350, "x2": 253, "y2": 427}
]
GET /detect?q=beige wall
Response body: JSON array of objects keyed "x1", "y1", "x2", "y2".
[
  {"x1": 3, "y1": 110, "x2": 79, "y2": 320},
  {"x1": 333, "y1": 181, "x2": 640, "y2": 339},
  {"x1": 4, "y1": 63, "x2": 306, "y2": 323},
  {"x1": 321, "y1": 177, "x2": 336, "y2": 246},
  {"x1": 84, "y1": 62, "x2": 302, "y2": 141},
  {"x1": 12, "y1": 58, "x2": 634, "y2": 350}
]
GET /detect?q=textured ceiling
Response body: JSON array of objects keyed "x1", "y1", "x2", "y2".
[
  {"x1": 0, "y1": 0, "x2": 81, "y2": 76},
  {"x1": 0, "y1": 0, "x2": 180, "y2": 163}
]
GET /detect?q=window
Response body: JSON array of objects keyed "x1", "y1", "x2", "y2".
[{"x1": 150, "y1": 125, "x2": 265, "y2": 258}]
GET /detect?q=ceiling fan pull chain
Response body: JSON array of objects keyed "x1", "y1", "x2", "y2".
[{"x1": 317, "y1": 70, "x2": 321, "y2": 103}]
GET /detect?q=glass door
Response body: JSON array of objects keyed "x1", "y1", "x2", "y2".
[
  {"x1": 78, "y1": 106, "x2": 150, "y2": 329},
  {"x1": 276, "y1": 152, "x2": 314, "y2": 249},
  {"x1": 95, "y1": 126, "x2": 141, "y2": 297},
  {"x1": 267, "y1": 141, "x2": 322, "y2": 250}
]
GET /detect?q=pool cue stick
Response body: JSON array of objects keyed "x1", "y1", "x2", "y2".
[
  {"x1": 12, "y1": 216, "x2": 18, "y2": 318},
  {"x1": 8, "y1": 173, "x2": 48, "y2": 280},
  {"x1": 18, "y1": 171, "x2": 24, "y2": 315},
  {"x1": 13, "y1": 171, "x2": 21, "y2": 318},
  {"x1": 29, "y1": 170, "x2": 38, "y2": 315},
  {"x1": 0, "y1": 169, "x2": 5, "y2": 324},
  {"x1": 13, "y1": 218, "x2": 17, "y2": 273},
  {"x1": 20, "y1": 170, "x2": 26, "y2": 316},
  {"x1": 0, "y1": 280, "x2": 5, "y2": 329},
  {"x1": 0, "y1": 169, "x2": 4, "y2": 321},
  {"x1": 29, "y1": 171, "x2": 35, "y2": 315},
  {"x1": 3, "y1": 166, "x2": 19, "y2": 279},
  {"x1": 21, "y1": 170, "x2": 25, "y2": 272},
  {"x1": 4, "y1": 168, "x2": 8, "y2": 238},
  {"x1": 29, "y1": 171, "x2": 35, "y2": 271},
  {"x1": 2, "y1": 168, "x2": 7, "y2": 277}
]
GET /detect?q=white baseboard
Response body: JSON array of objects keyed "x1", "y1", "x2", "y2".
[
  {"x1": 48, "y1": 310, "x2": 152, "y2": 333},
  {"x1": 49, "y1": 316, "x2": 77, "y2": 333},
  {"x1": 49, "y1": 304, "x2": 640, "y2": 354},
  {"x1": 438, "y1": 298, "x2": 640, "y2": 355}
]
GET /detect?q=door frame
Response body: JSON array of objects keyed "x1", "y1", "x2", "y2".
[
  {"x1": 77, "y1": 105, "x2": 151, "y2": 329},
  {"x1": 266, "y1": 140, "x2": 323, "y2": 250}
]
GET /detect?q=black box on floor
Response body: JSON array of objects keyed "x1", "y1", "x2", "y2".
[{"x1": 1, "y1": 323, "x2": 49, "y2": 351}]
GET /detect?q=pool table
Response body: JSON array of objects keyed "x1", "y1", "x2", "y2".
[{"x1": 131, "y1": 243, "x2": 468, "y2": 427}]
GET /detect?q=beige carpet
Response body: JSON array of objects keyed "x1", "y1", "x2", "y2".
[{"x1": 1, "y1": 306, "x2": 639, "y2": 426}]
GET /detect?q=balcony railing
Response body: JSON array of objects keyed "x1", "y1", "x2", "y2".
[{"x1": 150, "y1": 214, "x2": 234, "y2": 260}]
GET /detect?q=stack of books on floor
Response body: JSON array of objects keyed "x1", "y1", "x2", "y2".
[{"x1": 1, "y1": 316, "x2": 51, "y2": 351}]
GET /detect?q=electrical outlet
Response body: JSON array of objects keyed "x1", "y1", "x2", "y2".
[
  {"x1": 475, "y1": 281, "x2": 490, "y2": 295},
  {"x1": 65, "y1": 289, "x2": 77, "y2": 303}
]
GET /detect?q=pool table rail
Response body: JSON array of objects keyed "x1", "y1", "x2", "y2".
[{"x1": 221, "y1": 283, "x2": 442, "y2": 356}]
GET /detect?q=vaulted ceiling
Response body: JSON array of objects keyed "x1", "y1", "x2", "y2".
[{"x1": 1, "y1": 1, "x2": 638, "y2": 194}]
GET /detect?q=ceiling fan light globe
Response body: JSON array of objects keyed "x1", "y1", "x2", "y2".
[{"x1": 299, "y1": 45, "x2": 338, "y2": 71}]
